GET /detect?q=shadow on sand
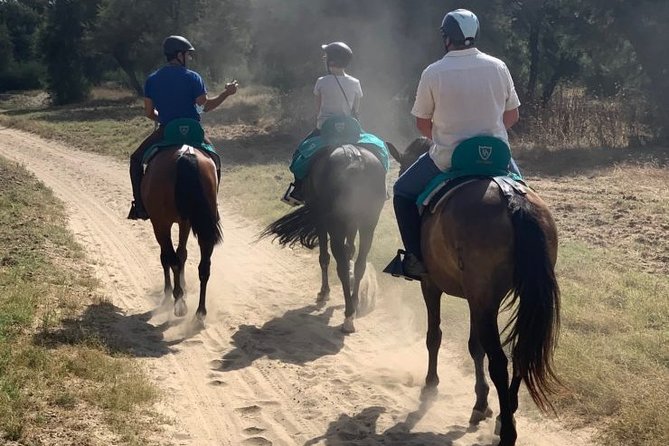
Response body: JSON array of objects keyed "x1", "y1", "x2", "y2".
[
  {"x1": 304, "y1": 394, "x2": 489, "y2": 446},
  {"x1": 213, "y1": 302, "x2": 346, "y2": 373},
  {"x1": 33, "y1": 296, "x2": 205, "y2": 358}
]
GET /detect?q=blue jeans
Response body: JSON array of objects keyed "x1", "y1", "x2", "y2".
[{"x1": 393, "y1": 154, "x2": 442, "y2": 259}]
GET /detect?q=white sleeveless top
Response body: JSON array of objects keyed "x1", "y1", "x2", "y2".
[{"x1": 314, "y1": 74, "x2": 363, "y2": 129}]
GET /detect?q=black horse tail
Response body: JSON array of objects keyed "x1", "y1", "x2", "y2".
[
  {"x1": 175, "y1": 153, "x2": 222, "y2": 245},
  {"x1": 503, "y1": 194, "x2": 561, "y2": 413},
  {"x1": 259, "y1": 205, "x2": 319, "y2": 249}
]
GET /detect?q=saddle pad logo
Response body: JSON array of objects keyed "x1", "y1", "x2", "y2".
[
  {"x1": 179, "y1": 126, "x2": 190, "y2": 136},
  {"x1": 335, "y1": 122, "x2": 346, "y2": 133},
  {"x1": 478, "y1": 145, "x2": 493, "y2": 161}
]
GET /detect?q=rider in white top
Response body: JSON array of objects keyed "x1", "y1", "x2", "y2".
[
  {"x1": 283, "y1": 42, "x2": 362, "y2": 205},
  {"x1": 393, "y1": 9, "x2": 522, "y2": 277},
  {"x1": 412, "y1": 46, "x2": 520, "y2": 170},
  {"x1": 314, "y1": 73, "x2": 362, "y2": 129}
]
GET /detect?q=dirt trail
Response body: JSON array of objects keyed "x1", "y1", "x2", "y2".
[{"x1": 0, "y1": 127, "x2": 593, "y2": 446}]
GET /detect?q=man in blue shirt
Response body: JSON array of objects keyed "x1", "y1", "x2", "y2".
[{"x1": 128, "y1": 35, "x2": 238, "y2": 220}]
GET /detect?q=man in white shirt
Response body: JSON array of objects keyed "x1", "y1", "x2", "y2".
[
  {"x1": 283, "y1": 42, "x2": 363, "y2": 205},
  {"x1": 393, "y1": 9, "x2": 522, "y2": 277}
]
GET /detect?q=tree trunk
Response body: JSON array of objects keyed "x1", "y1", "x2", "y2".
[{"x1": 112, "y1": 52, "x2": 143, "y2": 96}]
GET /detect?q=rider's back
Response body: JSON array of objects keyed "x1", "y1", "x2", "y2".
[{"x1": 144, "y1": 65, "x2": 205, "y2": 125}]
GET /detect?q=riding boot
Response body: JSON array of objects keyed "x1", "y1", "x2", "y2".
[
  {"x1": 393, "y1": 195, "x2": 427, "y2": 277},
  {"x1": 127, "y1": 160, "x2": 149, "y2": 220}
]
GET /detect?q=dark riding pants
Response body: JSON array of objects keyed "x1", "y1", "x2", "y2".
[{"x1": 393, "y1": 153, "x2": 442, "y2": 260}]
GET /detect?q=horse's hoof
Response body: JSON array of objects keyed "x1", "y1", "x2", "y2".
[
  {"x1": 420, "y1": 385, "x2": 438, "y2": 401},
  {"x1": 469, "y1": 406, "x2": 493, "y2": 425},
  {"x1": 341, "y1": 317, "x2": 356, "y2": 333},
  {"x1": 174, "y1": 298, "x2": 188, "y2": 317},
  {"x1": 316, "y1": 290, "x2": 329, "y2": 302}
]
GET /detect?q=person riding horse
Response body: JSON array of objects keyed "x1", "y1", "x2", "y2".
[
  {"x1": 283, "y1": 41, "x2": 363, "y2": 205},
  {"x1": 128, "y1": 35, "x2": 238, "y2": 220},
  {"x1": 392, "y1": 9, "x2": 523, "y2": 277}
]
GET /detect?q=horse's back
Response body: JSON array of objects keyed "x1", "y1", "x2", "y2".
[
  {"x1": 422, "y1": 179, "x2": 519, "y2": 298},
  {"x1": 308, "y1": 145, "x2": 386, "y2": 224},
  {"x1": 142, "y1": 146, "x2": 217, "y2": 223}
]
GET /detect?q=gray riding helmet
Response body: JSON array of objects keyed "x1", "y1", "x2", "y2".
[
  {"x1": 321, "y1": 42, "x2": 353, "y2": 68},
  {"x1": 163, "y1": 35, "x2": 195, "y2": 58},
  {"x1": 440, "y1": 9, "x2": 480, "y2": 46}
]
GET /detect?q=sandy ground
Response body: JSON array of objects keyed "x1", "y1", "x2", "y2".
[{"x1": 0, "y1": 127, "x2": 593, "y2": 446}]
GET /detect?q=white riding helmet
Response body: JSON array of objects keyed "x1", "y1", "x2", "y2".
[{"x1": 440, "y1": 9, "x2": 480, "y2": 46}]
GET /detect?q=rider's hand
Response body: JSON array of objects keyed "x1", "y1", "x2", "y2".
[{"x1": 224, "y1": 80, "x2": 239, "y2": 96}]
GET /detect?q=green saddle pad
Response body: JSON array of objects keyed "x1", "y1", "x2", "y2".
[
  {"x1": 290, "y1": 116, "x2": 389, "y2": 180},
  {"x1": 142, "y1": 118, "x2": 216, "y2": 164},
  {"x1": 416, "y1": 136, "x2": 522, "y2": 205}
]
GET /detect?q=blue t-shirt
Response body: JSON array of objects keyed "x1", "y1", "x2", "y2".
[{"x1": 144, "y1": 65, "x2": 206, "y2": 126}]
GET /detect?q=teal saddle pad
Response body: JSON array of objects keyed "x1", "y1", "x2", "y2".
[
  {"x1": 290, "y1": 116, "x2": 390, "y2": 180},
  {"x1": 142, "y1": 118, "x2": 218, "y2": 165},
  {"x1": 416, "y1": 136, "x2": 523, "y2": 205}
]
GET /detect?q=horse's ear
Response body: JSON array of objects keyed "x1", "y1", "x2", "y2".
[{"x1": 386, "y1": 141, "x2": 403, "y2": 164}]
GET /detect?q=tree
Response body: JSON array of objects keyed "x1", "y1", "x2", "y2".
[{"x1": 40, "y1": 0, "x2": 97, "y2": 104}]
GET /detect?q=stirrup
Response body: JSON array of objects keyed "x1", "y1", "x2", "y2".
[
  {"x1": 281, "y1": 183, "x2": 303, "y2": 207},
  {"x1": 383, "y1": 249, "x2": 424, "y2": 281}
]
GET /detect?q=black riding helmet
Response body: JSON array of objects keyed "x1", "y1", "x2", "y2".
[
  {"x1": 440, "y1": 9, "x2": 480, "y2": 46},
  {"x1": 321, "y1": 42, "x2": 353, "y2": 68},
  {"x1": 163, "y1": 35, "x2": 195, "y2": 60}
]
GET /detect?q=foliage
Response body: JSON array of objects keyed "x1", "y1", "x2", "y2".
[
  {"x1": 40, "y1": 0, "x2": 98, "y2": 104},
  {"x1": 2, "y1": 0, "x2": 668, "y2": 135}
]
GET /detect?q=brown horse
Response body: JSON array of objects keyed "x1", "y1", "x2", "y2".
[
  {"x1": 388, "y1": 138, "x2": 560, "y2": 446},
  {"x1": 142, "y1": 146, "x2": 222, "y2": 320}
]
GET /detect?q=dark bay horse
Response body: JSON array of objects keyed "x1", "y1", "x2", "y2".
[
  {"x1": 262, "y1": 145, "x2": 386, "y2": 333},
  {"x1": 142, "y1": 146, "x2": 222, "y2": 320},
  {"x1": 388, "y1": 138, "x2": 560, "y2": 446}
]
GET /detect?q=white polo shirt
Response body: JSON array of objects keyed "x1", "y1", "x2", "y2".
[
  {"x1": 314, "y1": 74, "x2": 363, "y2": 129},
  {"x1": 411, "y1": 48, "x2": 520, "y2": 170}
]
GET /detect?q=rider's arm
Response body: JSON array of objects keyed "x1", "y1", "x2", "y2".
[
  {"x1": 503, "y1": 107, "x2": 519, "y2": 129},
  {"x1": 198, "y1": 81, "x2": 239, "y2": 113},
  {"x1": 143, "y1": 98, "x2": 158, "y2": 121},
  {"x1": 416, "y1": 117, "x2": 433, "y2": 139}
]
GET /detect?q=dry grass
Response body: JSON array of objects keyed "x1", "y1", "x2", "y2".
[{"x1": 0, "y1": 158, "x2": 159, "y2": 444}]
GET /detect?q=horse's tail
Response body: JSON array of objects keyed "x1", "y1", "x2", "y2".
[
  {"x1": 175, "y1": 153, "x2": 222, "y2": 245},
  {"x1": 259, "y1": 205, "x2": 319, "y2": 249},
  {"x1": 503, "y1": 194, "x2": 561, "y2": 412}
]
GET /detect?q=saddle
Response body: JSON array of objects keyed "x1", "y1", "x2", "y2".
[
  {"x1": 290, "y1": 116, "x2": 389, "y2": 180},
  {"x1": 142, "y1": 118, "x2": 221, "y2": 174},
  {"x1": 417, "y1": 136, "x2": 527, "y2": 214}
]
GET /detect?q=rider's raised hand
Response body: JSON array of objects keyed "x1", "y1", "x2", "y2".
[{"x1": 225, "y1": 80, "x2": 239, "y2": 96}]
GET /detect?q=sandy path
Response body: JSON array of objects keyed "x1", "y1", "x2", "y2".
[{"x1": 0, "y1": 127, "x2": 593, "y2": 446}]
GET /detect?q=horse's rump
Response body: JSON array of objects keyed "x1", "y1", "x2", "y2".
[
  {"x1": 143, "y1": 147, "x2": 221, "y2": 244},
  {"x1": 308, "y1": 144, "x2": 386, "y2": 224}
]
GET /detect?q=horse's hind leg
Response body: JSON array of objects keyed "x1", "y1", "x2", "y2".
[
  {"x1": 421, "y1": 279, "x2": 442, "y2": 389},
  {"x1": 473, "y1": 306, "x2": 517, "y2": 446},
  {"x1": 195, "y1": 240, "x2": 214, "y2": 322},
  {"x1": 316, "y1": 225, "x2": 330, "y2": 302},
  {"x1": 330, "y1": 230, "x2": 354, "y2": 333},
  {"x1": 153, "y1": 224, "x2": 184, "y2": 315},
  {"x1": 468, "y1": 313, "x2": 493, "y2": 424},
  {"x1": 176, "y1": 221, "x2": 190, "y2": 289},
  {"x1": 351, "y1": 224, "x2": 374, "y2": 315}
]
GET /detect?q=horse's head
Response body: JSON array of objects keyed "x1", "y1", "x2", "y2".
[{"x1": 387, "y1": 137, "x2": 433, "y2": 176}]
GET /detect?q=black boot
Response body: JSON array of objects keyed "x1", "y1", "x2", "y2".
[
  {"x1": 393, "y1": 195, "x2": 427, "y2": 278},
  {"x1": 127, "y1": 161, "x2": 149, "y2": 220}
]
